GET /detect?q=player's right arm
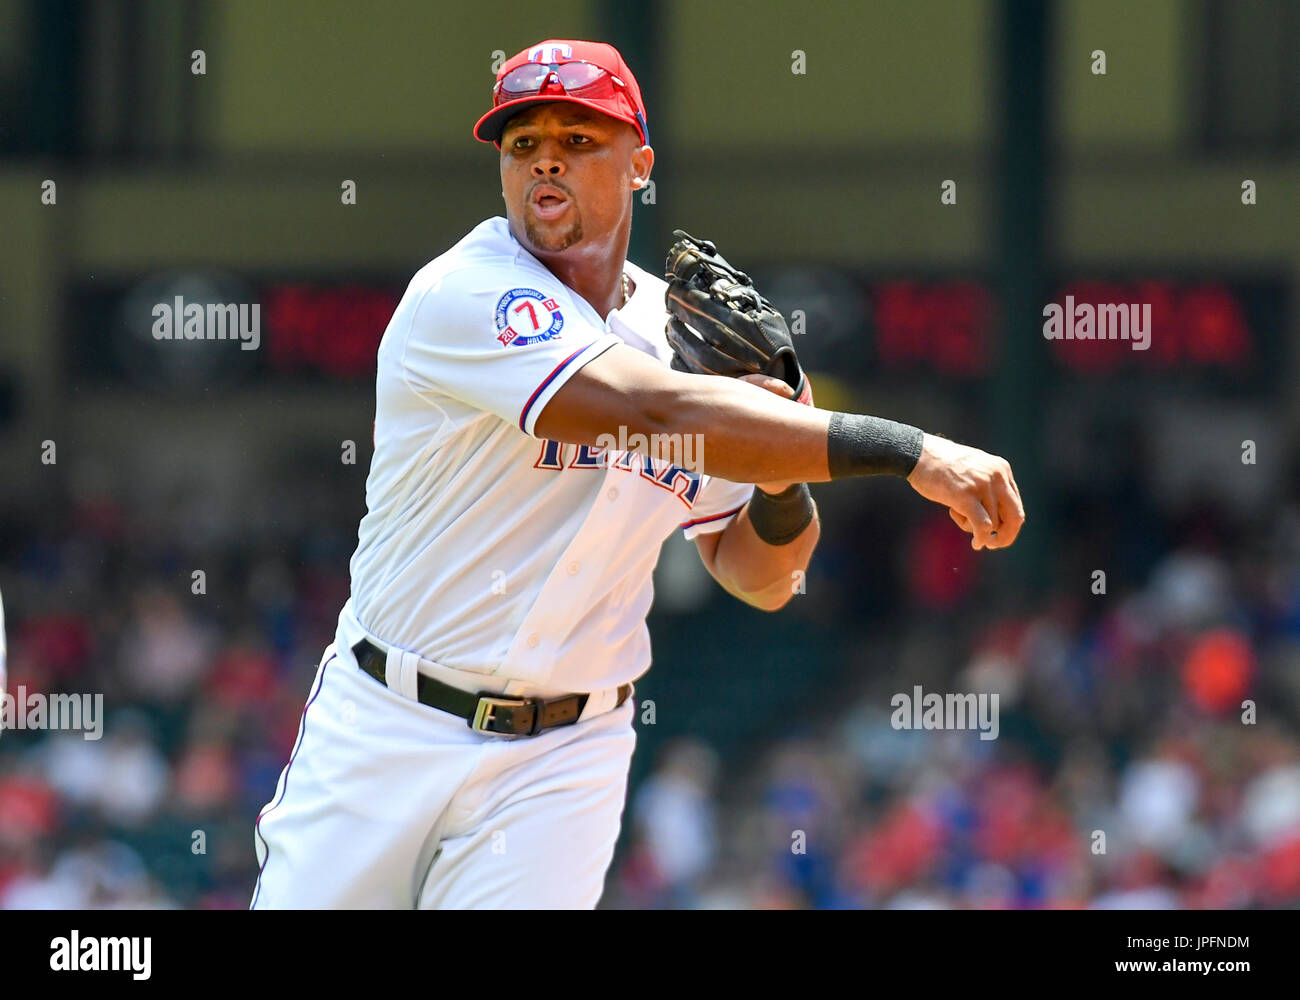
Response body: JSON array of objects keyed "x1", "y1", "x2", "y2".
[{"x1": 535, "y1": 342, "x2": 1025, "y2": 550}]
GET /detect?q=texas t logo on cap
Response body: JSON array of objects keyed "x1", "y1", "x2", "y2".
[
  {"x1": 473, "y1": 39, "x2": 649, "y2": 148},
  {"x1": 528, "y1": 42, "x2": 573, "y2": 63}
]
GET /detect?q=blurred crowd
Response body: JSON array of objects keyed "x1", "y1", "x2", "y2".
[
  {"x1": 609, "y1": 486, "x2": 1300, "y2": 908},
  {"x1": 2, "y1": 446, "x2": 1299, "y2": 909},
  {"x1": 0, "y1": 476, "x2": 356, "y2": 909}
]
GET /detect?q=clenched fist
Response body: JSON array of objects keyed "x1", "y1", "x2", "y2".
[{"x1": 906, "y1": 434, "x2": 1025, "y2": 550}]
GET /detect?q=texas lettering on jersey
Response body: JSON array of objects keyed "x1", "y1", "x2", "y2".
[{"x1": 533, "y1": 439, "x2": 703, "y2": 509}]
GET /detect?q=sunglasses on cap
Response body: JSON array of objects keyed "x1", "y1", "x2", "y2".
[
  {"x1": 493, "y1": 60, "x2": 649, "y2": 143},
  {"x1": 495, "y1": 60, "x2": 627, "y2": 101}
]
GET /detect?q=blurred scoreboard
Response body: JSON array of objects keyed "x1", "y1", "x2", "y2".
[
  {"x1": 873, "y1": 279, "x2": 1266, "y2": 376},
  {"x1": 67, "y1": 270, "x2": 1289, "y2": 395},
  {"x1": 750, "y1": 269, "x2": 1288, "y2": 394},
  {"x1": 68, "y1": 272, "x2": 401, "y2": 391}
]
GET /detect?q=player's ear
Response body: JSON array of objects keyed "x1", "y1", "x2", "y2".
[{"x1": 630, "y1": 145, "x2": 654, "y2": 192}]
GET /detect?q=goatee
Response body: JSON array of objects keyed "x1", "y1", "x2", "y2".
[{"x1": 524, "y1": 217, "x2": 584, "y2": 252}]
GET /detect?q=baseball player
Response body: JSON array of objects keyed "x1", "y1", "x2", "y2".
[{"x1": 251, "y1": 38, "x2": 1024, "y2": 909}]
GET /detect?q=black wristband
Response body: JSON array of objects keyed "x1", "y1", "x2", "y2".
[
  {"x1": 747, "y1": 482, "x2": 815, "y2": 546},
  {"x1": 827, "y1": 412, "x2": 925, "y2": 479}
]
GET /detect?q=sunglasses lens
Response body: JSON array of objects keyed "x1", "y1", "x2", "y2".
[
  {"x1": 497, "y1": 64, "x2": 553, "y2": 101},
  {"x1": 495, "y1": 61, "x2": 618, "y2": 104},
  {"x1": 553, "y1": 62, "x2": 610, "y2": 96}
]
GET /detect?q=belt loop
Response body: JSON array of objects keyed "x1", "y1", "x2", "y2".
[
  {"x1": 578, "y1": 685, "x2": 617, "y2": 722},
  {"x1": 384, "y1": 646, "x2": 420, "y2": 702}
]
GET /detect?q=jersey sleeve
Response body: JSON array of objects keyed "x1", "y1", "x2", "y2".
[
  {"x1": 680, "y1": 476, "x2": 755, "y2": 540},
  {"x1": 398, "y1": 265, "x2": 621, "y2": 437}
]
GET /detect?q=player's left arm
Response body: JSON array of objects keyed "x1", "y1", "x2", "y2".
[
  {"x1": 693, "y1": 373, "x2": 820, "y2": 612},
  {"x1": 694, "y1": 498, "x2": 820, "y2": 612}
]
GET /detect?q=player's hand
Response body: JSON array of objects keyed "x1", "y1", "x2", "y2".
[
  {"x1": 906, "y1": 433, "x2": 1025, "y2": 550},
  {"x1": 663, "y1": 230, "x2": 812, "y2": 404},
  {"x1": 738, "y1": 373, "x2": 801, "y2": 494}
]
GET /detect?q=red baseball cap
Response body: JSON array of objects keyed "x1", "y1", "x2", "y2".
[{"x1": 473, "y1": 39, "x2": 649, "y2": 147}]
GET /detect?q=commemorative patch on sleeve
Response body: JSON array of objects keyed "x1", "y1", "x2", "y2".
[{"x1": 494, "y1": 288, "x2": 564, "y2": 347}]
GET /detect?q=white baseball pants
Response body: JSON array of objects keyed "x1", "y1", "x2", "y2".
[{"x1": 251, "y1": 642, "x2": 637, "y2": 909}]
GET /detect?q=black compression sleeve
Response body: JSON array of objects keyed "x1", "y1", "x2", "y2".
[
  {"x1": 827, "y1": 412, "x2": 925, "y2": 479},
  {"x1": 747, "y1": 483, "x2": 815, "y2": 546}
]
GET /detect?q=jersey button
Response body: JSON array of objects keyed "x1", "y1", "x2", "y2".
[
  {"x1": 527, "y1": 633, "x2": 540, "y2": 648},
  {"x1": 607, "y1": 487, "x2": 619, "y2": 501},
  {"x1": 567, "y1": 561, "x2": 581, "y2": 575}
]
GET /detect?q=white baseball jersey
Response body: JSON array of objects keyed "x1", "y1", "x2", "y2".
[{"x1": 343, "y1": 216, "x2": 754, "y2": 693}]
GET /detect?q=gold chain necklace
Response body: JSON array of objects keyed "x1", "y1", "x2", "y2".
[{"x1": 621, "y1": 273, "x2": 631, "y2": 308}]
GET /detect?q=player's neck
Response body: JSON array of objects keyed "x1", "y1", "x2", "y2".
[
  {"x1": 547, "y1": 262, "x2": 628, "y2": 320},
  {"x1": 523, "y1": 224, "x2": 632, "y2": 320}
]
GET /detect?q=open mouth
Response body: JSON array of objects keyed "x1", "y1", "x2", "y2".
[{"x1": 530, "y1": 185, "x2": 570, "y2": 220}]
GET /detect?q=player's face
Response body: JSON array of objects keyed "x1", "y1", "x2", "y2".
[{"x1": 500, "y1": 104, "x2": 650, "y2": 256}]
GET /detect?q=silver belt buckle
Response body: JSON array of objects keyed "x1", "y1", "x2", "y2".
[{"x1": 471, "y1": 694, "x2": 531, "y2": 734}]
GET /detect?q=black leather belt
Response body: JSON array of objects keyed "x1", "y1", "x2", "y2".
[{"x1": 350, "y1": 638, "x2": 631, "y2": 737}]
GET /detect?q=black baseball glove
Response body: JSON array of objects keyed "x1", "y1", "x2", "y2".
[{"x1": 663, "y1": 230, "x2": 812, "y2": 405}]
